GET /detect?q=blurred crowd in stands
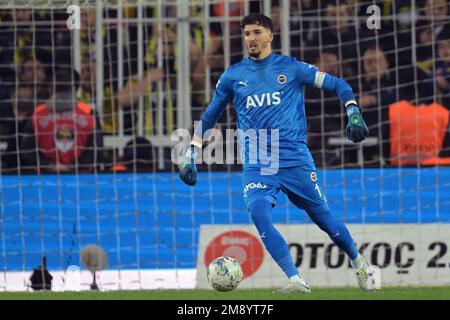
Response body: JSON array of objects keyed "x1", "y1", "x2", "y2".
[{"x1": 0, "y1": 0, "x2": 449, "y2": 174}]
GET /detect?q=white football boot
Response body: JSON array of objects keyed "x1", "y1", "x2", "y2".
[
  {"x1": 277, "y1": 275, "x2": 311, "y2": 293},
  {"x1": 353, "y1": 255, "x2": 378, "y2": 292}
]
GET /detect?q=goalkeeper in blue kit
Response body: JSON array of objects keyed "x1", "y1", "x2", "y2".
[{"x1": 179, "y1": 14, "x2": 376, "y2": 292}]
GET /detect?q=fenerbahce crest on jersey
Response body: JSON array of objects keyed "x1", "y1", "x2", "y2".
[{"x1": 33, "y1": 102, "x2": 95, "y2": 165}]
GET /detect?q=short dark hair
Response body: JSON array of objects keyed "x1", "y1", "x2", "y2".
[
  {"x1": 240, "y1": 14, "x2": 273, "y2": 32},
  {"x1": 123, "y1": 137, "x2": 154, "y2": 171},
  {"x1": 52, "y1": 68, "x2": 80, "y2": 93},
  {"x1": 437, "y1": 24, "x2": 450, "y2": 43}
]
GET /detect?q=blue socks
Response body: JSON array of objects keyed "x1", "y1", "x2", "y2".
[
  {"x1": 307, "y1": 208, "x2": 359, "y2": 260},
  {"x1": 249, "y1": 199, "x2": 360, "y2": 280},
  {"x1": 249, "y1": 199, "x2": 299, "y2": 278}
]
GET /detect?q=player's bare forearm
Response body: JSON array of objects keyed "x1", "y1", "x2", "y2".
[{"x1": 191, "y1": 135, "x2": 203, "y2": 148}]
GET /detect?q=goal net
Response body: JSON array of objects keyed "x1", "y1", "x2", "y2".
[{"x1": 0, "y1": 0, "x2": 449, "y2": 291}]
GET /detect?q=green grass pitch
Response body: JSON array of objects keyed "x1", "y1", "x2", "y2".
[{"x1": 0, "y1": 287, "x2": 449, "y2": 300}]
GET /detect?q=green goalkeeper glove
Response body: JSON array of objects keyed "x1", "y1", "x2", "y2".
[
  {"x1": 179, "y1": 145, "x2": 200, "y2": 186},
  {"x1": 346, "y1": 104, "x2": 369, "y2": 143}
]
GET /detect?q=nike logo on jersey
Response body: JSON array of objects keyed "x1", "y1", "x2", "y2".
[
  {"x1": 246, "y1": 92, "x2": 281, "y2": 109},
  {"x1": 238, "y1": 80, "x2": 248, "y2": 87}
]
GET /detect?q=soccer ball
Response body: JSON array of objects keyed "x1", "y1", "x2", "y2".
[{"x1": 207, "y1": 256, "x2": 243, "y2": 292}]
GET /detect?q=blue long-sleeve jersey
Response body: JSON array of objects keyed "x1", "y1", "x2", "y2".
[{"x1": 194, "y1": 53, "x2": 356, "y2": 168}]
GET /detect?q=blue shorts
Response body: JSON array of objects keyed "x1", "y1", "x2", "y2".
[{"x1": 242, "y1": 163, "x2": 330, "y2": 214}]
